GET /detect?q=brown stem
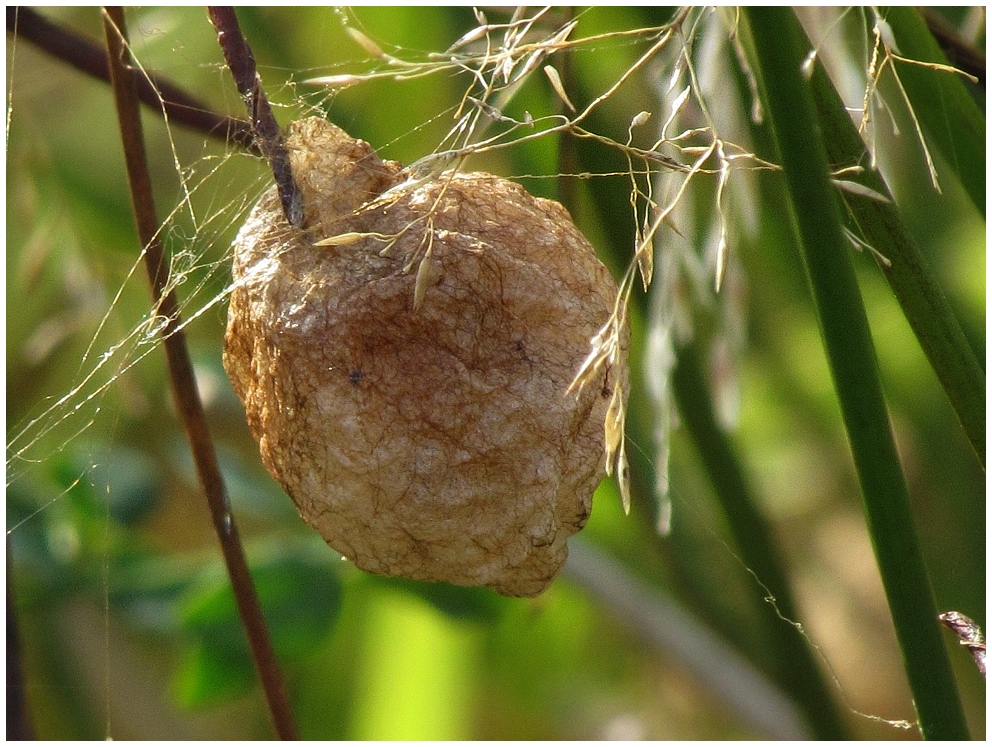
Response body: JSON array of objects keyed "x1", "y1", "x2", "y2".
[
  {"x1": 6, "y1": 6, "x2": 256, "y2": 151},
  {"x1": 101, "y1": 7, "x2": 298, "y2": 740},
  {"x1": 207, "y1": 7, "x2": 302, "y2": 227}
]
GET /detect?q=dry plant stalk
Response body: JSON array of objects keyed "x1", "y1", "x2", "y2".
[{"x1": 225, "y1": 117, "x2": 627, "y2": 597}]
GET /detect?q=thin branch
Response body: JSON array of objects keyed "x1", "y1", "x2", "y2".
[
  {"x1": 207, "y1": 7, "x2": 302, "y2": 227},
  {"x1": 6, "y1": 6, "x2": 255, "y2": 151},
  {"x1": 100, "y1": 7, "x2": 298, "y2": 740}
]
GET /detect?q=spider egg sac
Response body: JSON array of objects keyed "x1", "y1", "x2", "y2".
[{"x1": 223, "y1": 117, "x2": 628, "y2": 597}]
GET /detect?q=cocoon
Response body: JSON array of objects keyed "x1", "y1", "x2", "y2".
[{"x1": 224, "y1": 117, "x2": 627, "y2": 596}]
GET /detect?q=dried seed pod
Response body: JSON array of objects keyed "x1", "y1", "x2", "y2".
[{"x1": 224, "y1": 117, "x2": 628, "y2": 597}]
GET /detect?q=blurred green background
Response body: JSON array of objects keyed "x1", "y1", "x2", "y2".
[{"x1": 6, "y1": 6, "x2": 985, "y2": 740}]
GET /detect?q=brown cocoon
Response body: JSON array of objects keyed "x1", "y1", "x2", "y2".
[{"x1": 224, "y1": 117, "x2": 627, "y2": 596}]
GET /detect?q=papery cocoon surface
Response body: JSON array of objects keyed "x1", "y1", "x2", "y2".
[{"x1": 224, "y1": 117, "x2": 628, "y2": 597}]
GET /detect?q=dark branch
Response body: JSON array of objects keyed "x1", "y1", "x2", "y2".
[
  {"x1": 921, "y1": 9, "x2": 986, "y2": 87},
  {"x1": 208, "y1": 7, "x2": 303, "y2": 227},
  {"x1": 101, "y1": 7, "x2": 299, "y2": 740},
  {"x1": 6, "y1": 6, "x2": 256, "y2": 151}
]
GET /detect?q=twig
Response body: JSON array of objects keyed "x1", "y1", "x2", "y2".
[
  {"x1": 101, "y1": 7, "x2": 298, "y2": 740},
  {"x1": 5, "y1": 6, "x2": 255, "y2": 151},
  {"x1": 207, "y1": 7, "x2": 302, "y2": 227}
]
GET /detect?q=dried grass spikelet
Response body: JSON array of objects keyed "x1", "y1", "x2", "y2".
[{"x1": 224, "y1": 117, "x2": 628, "y2": 597}]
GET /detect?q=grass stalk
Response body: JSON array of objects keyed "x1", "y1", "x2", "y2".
[
  {"x1": 570, "y1": 75, "x2": 844, "y2": 736},
  {"x1": 669, "y1": 340, "x2": 847, "y2": 739},
  {"x1": 742, "y1": 7, "x2": 969, "y2": 739}
]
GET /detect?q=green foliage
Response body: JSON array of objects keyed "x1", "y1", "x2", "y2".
[{"x1": 173, "y1": 547, "x2": 342, "y2": 707}]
